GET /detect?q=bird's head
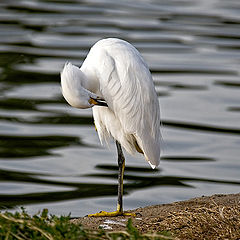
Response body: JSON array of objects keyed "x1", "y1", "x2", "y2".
[{"x1": 61, "y1": 62, "x2": 107, "y2": 109}]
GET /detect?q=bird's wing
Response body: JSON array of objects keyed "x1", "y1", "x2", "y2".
[{"x1": 90, "y1": 40, "x2": 161, "y2": 167}]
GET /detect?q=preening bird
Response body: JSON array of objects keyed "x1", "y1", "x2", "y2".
[{"x1": 61, "y1": 38, "x2": 161, "y2": 216}]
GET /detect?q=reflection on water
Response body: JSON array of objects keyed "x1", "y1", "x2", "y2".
[
  {"x1": 1, "y1": 164, "x2": 240, "y2": 210},
  {"x1": 0, "y1": 0, "x2": 240, "y2": 216},
  {"x1": 0, "y1": 135, "x2": 87, "y2": 158},
  {"x1": 163, "y1": 120, "x2": 240, "y2": 135}
]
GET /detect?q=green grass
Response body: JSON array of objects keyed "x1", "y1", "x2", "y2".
[{"x1": 0, "y1": 208, "x2": 173, "y2": 240}]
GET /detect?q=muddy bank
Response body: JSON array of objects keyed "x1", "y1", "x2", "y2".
[{"x1": 72, "y1": 193, "x2": 240, "y2": 239}]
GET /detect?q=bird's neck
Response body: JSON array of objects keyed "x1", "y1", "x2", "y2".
[{"x1": 80, "y1": 65, "x2": 100, "y2": 96}]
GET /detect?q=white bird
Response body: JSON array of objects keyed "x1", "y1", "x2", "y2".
[{"x1": 61, "y1": 38, "x2": 161, "y2": 217}]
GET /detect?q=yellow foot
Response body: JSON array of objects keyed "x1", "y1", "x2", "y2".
[{"x1": 88, "y1": 210, "x2": 135, "y2": 217}]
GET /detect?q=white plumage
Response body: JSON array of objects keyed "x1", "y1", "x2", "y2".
[{"x1": 61, "y1": 38, "x2": 161, "y2": 168}]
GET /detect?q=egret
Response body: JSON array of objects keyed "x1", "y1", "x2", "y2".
[{"x1": 61, "y1": 38, "x2": 161, "y2": 217}]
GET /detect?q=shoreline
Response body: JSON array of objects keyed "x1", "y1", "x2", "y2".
[{"x1": 71, "y1": 193, "x2": 240, "y2": 239}]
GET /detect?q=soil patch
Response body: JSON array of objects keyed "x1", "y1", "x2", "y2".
[{"x1": 71, "y1": 193, "x2": 240, "y2": 239}]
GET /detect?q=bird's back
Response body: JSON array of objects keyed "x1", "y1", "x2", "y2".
[{"x1": 81, "y1": 38, "x2": 161, "y2": 168}]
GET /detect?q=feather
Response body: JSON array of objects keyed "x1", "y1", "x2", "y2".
[{"x1": 82, "y1": 38, "x2": 161, "y2": 167}]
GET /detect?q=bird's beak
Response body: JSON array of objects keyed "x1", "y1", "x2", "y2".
[{"x1": 89, "y1": 97, "x2": 108, "y2": 107}]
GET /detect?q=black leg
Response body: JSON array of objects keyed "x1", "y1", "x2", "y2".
[
  {"x1": 116, "y1": 140, "x2": 125, "y2": 213},
  {"x1": 88, "y1": 141, "x2": 134, "y2": 217}
]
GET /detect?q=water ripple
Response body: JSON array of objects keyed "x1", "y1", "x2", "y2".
[{"x1": 0, "y1": 0, "x2": 240, "y2": 216}]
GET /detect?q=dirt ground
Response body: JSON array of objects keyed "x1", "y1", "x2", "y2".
[{"x1": 72, "y1": 193, "x2": 240, "y2": 239}]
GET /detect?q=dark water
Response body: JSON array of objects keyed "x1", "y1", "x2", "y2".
[{"x1": 0, "y1": 0, "x2": 240, "y2": 217}]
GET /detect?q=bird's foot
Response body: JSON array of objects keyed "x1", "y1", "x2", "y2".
[{"x1": 88, "y1": 210, "x2": 135, "y2": 217}]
